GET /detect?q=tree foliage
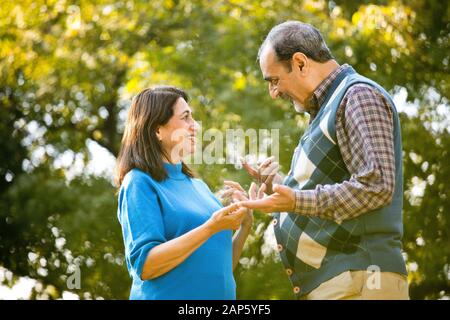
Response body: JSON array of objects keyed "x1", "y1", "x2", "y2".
[{"x1": 0, "y1": 0, "x2": 448, "y2": 299}]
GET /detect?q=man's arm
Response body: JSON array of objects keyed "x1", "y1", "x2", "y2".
[{"x1": 294, "y1": 85, "x2": 395, "y2": 222}]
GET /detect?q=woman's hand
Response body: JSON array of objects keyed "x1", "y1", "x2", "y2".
[
  {"x1": 222, "y1": 181, "x2": 266, "y2": 271},
  {"x1": 222, "y1": 180, "x2": 266, "y2": 228},
  {"x1": 205, "y1": 203, "x2": 248, "y2": 235}
]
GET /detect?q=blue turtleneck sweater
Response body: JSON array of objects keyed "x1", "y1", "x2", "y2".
[{"x1": 117, "y1": 163, "x2": 236, "y2": 300}]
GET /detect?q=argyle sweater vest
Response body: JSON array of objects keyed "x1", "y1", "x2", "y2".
[{"x1": 272, "y1": 67, "x2": 407, "y2": 298}]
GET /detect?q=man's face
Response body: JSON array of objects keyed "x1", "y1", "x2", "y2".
[{"x1": 259, "y1": 45, "x2": 309, "y2": 112}]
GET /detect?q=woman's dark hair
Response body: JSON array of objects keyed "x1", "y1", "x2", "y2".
[{"x1": 115, "y1": 86, "x2": 194, "y2": 186}]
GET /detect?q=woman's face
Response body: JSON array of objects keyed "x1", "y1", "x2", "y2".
[{"x1": 156, "y1": 97, "x2": 199, "y2": 162}]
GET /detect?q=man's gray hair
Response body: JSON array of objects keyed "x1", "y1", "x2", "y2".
[{"x1": 258, "y1": 21, "x2": 334, "y2": 70}]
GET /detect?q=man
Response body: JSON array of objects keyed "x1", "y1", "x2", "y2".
[{"x1": 238, "y1": 21, "x2": 409, "y2": 300}]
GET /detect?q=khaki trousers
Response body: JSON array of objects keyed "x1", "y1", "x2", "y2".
[{"x1": 305, "y1": 270, "x2": 409, "y2": 300}]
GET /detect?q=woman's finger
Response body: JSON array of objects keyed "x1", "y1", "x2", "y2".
[
  {"x1": 223, "y1": 180, "x2": 246, "y2": 192},
  {"x1": 220, "y1": 203, "x2": 239, "y2": 215},
  {"x1": 220, "y1": 188, "x2": 235, "y2": 197},
  {"x1": 232, "y1": 191, "x2": 248, "y2": 202},
  {"x1": 232, "y1": 207, "x2": 247, "y2": 220}
]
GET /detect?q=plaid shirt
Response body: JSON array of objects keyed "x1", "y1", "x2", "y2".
[{"x1": 293, "y1": 64, "x2": 395, "y2": 221}]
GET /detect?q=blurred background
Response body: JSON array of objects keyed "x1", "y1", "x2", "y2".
[{"x1": 0, "y1": 0, "x2": 449, "y2": 300}]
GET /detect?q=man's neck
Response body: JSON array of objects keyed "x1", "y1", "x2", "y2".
[
  {"x1": 303, "y1": 60, "x2": 341, "y2": 114},
  {"x1": 314, "y1": 60, "x2": 340, "y2": 87}
]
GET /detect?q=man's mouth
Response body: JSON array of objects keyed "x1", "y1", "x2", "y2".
[{"x1": 280, "y1": 93, "x2": 291, "y2": 101}]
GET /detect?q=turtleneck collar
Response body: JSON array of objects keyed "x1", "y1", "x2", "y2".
[{"x1": 163, "y1": 162, "x2": 186, "y2": 180}]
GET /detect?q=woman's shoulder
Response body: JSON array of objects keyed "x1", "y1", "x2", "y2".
[
  {"x1": 191, "y1": 178, "x2": 222, "y2": 204},
  {"x1": 191, "y1": 177, "x2": 209, "y2": 189},
  {"x1": 122, "y1": 168, "x2": 157, "y2": 190}
]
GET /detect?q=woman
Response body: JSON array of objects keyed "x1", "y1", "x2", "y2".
[{"x1": 115, "y1": 86, "x2": 258, "y2": 300}]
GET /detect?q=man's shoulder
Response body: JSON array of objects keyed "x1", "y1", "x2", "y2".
[
  {"x1": 340, "y1": 81, "x2": 392, "y2": 115},
  {"x1": 344, "y1": 82, "x2": 385, "y2": 101}
]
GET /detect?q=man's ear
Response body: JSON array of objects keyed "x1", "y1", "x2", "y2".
[{"x1": 292, "y1": 52, "x2": 308, "y2": 73}]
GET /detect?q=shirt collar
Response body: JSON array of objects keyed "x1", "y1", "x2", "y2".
[{"x1": 305, "y1": 64, "x2": 351, "y2": 121}]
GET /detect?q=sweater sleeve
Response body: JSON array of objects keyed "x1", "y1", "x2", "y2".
[{"x1": 118, "y1": 172, "x2": 166, "y2": 280}]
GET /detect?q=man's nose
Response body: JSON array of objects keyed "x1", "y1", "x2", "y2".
[
  {"x1": 269, "y1": 84, "x2": 279, "y2": 100},
  {"x1": 269, "y1": 88, "x2": 279, "y2": 100}
]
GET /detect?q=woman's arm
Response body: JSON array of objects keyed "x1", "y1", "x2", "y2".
[
  {"x1": 225, "y1": 182, "x2": 265, "y2": 270},
  {"x1": 142, "y1": 204, "x2": 247, "y2": 280},
  {"x1": 231, "y1": 220, "x2": 253, "y2": 270}
]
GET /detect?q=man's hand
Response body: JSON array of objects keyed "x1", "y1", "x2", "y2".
[
  {"x1": 237, "y1": 184, "x2": 295, "y2": 213},
  {"x1": 240, "y1": 156, "x2": 283, "y2": 195},
  {"x1": 222, "y1": 180, "x2": 266, "y2": 228}
]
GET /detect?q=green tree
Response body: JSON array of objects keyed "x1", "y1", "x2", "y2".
[{"x1": 0, "y1": 0, "x2": 448, "y2": 299}]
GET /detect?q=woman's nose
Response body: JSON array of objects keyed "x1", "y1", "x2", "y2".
[{"x1": 191, "y1": 120, "x2": 200, "y2": 133}]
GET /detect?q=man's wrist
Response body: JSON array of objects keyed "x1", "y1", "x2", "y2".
[{"x1": 294, "y1": 189, "x2": 317, "y2": 216}]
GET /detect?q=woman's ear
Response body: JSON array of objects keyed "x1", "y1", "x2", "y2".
[{"x1": 155, "y1": 127, "x2": 163, "y2": 142}]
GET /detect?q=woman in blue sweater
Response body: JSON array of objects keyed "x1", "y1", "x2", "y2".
[{"x1": 115, "y1": 86, "x2": 257, "y2": 300}]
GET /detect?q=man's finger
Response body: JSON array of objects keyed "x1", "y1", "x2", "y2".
[
  {"x1": 263, "y1": 173, "x2": 275, "y2": 188},
  {"x1": 273, "y1": 184, "x2": 291, "y2": 195},
  {"x1": 257, "y1": 183, "x2": 266, "y2": 199},
  {"x1": 260, "y1": 161, "x2": 279, "y2": 177},
  {"x1": 240, "y1": 157, "x2": 259, "y2": 178},
  {"x1": 258, "y1": 156, "x2": 275, "y2": 170},
  {"x1": 249, "y1": 182, "x2": 257, "y2": 200},
  {"x1": 238, "y1": 199, "x2": 271, "y2": 211}
]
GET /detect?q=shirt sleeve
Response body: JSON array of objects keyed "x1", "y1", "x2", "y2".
[
  {"x1": 293, "y1": 85, "x2": 396, "y2": 222},
  {"x1": 118, "y1": 173, "x2": 166, "y2": 280}
]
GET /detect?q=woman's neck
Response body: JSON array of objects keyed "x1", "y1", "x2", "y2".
[{"x1": 163, "y1": 153, "x2": 182, "y2": 164}]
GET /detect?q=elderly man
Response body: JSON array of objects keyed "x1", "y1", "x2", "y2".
[{"x1": 239, "y1": 21, "x2": 409, "y2": 300}]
